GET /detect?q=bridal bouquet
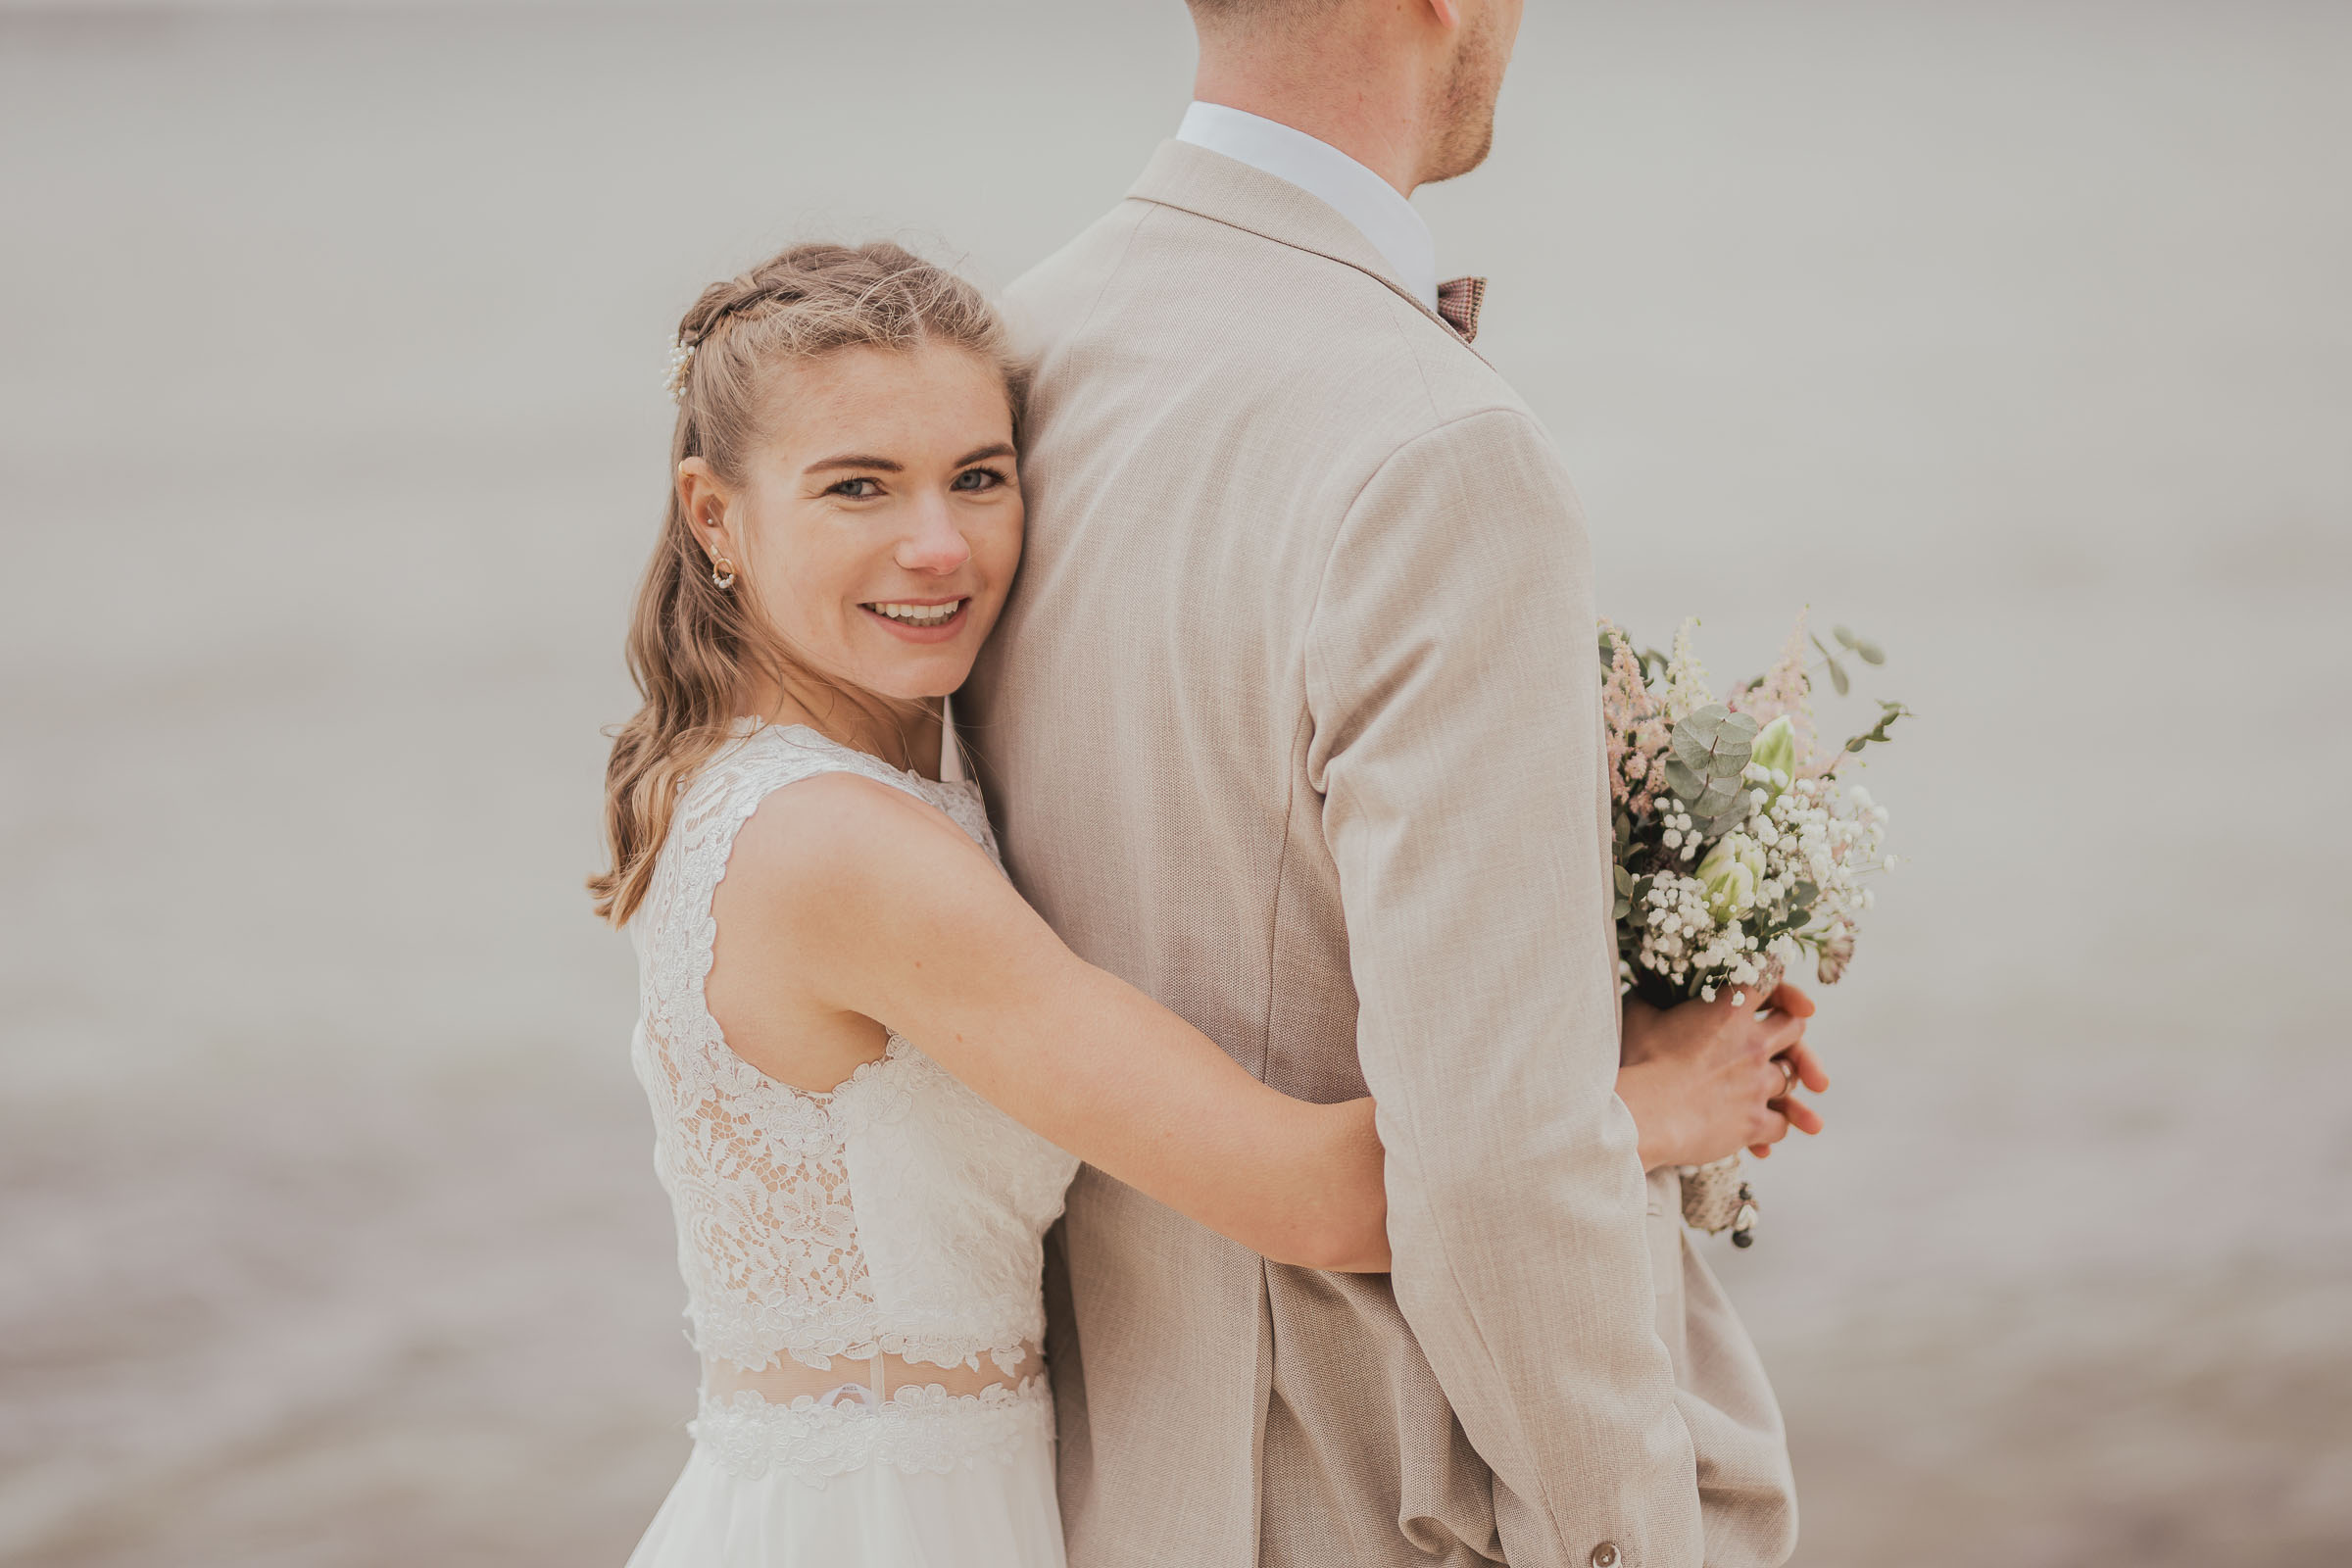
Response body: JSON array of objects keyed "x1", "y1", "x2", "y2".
[{"x1": 1598, "y1": 612, "x2": 1906, "y2": 1243}]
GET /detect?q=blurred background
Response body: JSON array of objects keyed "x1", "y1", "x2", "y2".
[{"x1": 1, "y1": 1, "x2": 2345, "y2": 1564}]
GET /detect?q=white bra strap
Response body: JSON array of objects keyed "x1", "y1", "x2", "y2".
[{"x1": 939, "y1": 695, "x2": 966, "y2": 784}]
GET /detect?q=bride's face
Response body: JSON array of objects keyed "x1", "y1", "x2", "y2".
[{"x1": 685, "y1": 342, "x2": 1022, "y2": 704}]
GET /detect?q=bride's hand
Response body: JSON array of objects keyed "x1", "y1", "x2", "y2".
[{"x1": 1615, "y1": 982, "x2": 1829, "y2": 1171}]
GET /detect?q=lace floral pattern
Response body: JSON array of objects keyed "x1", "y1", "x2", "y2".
[
  {"x1": 629, "y1": 723, "x2": 1079, "y2": 1473},
  {"x1": 688, "y1": 1377, "x2": 1055, "y2": 1486}
]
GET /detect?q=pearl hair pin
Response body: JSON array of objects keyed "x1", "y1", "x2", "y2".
[{"x1": 664, "y1": 334, "x2": 696, "y2": 404}]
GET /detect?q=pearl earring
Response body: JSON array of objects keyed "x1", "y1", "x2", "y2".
[{"x1": 710, "y1": 556, "x2": 736, "y2": 591}]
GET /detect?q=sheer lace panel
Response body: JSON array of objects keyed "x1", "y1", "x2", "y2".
[{"x1": 704, "y1": 1344, "x2": 1045, "y2": 1407}]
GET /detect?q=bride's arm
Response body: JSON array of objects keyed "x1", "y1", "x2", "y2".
[{"x1": 730, "y1": 770, "x2": 1390, "y2": 1273}]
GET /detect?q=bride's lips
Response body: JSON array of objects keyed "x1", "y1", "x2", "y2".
[{"x1": 858, "y1": 597, "x2": 971, "y2": 644}]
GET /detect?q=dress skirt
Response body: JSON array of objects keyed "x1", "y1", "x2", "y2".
[{"x1": 624, "y1": 1379, "x2": 1067, "y2": 1568}]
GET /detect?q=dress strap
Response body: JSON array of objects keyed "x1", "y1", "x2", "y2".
[{"x1": 939, "y1": 696, "x2": 967, "y2": 784}]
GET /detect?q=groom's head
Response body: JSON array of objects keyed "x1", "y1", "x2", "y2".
[{"x1": 1186, "y1": 0, "x2": 1524, "y2": 191}]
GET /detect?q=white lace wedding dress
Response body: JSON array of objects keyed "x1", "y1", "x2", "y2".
[{"x1": 623, "y1": 714, "x2": 1079, "y2": 1567}]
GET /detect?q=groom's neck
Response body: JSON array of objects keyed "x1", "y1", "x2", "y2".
[{"x1": 1191, "y1": 17, "x2": 1449, "y2": 197}]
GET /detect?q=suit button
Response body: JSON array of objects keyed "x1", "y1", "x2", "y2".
[{"x1": 1591, "y1": 1545, "x2": 1621, "y2": 1568}]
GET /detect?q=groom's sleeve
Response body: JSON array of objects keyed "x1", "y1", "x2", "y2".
[{"x1": 1304, "y1": 409, "x2": 1705, "y2": 1568}]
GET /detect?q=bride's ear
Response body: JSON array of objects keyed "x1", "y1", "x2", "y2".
[{"x1": 676, "y1": 458, "x2": 737, "y2": 564}]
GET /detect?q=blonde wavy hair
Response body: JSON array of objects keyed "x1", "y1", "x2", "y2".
[{"x1": 590, "y1": 241, "x2": 1025, "y2": 926}]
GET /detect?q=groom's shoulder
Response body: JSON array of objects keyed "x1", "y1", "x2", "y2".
[
  {"x1": 1007, "y1": 197, "x2": 1538, "y2": 457},
  {"x1": 1000, "y1": 198, "x2": 1157, "y2": 366}
]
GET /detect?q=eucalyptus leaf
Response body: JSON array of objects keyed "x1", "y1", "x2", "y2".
[
  {"x1": 1834, "y1": 624, "x2": 1859, "y2": 650},
  {"x1": 1671, "y1": 703, "x2": 1758, "y2": 789},
  {"x1": 1614, "y1": 865, "x2": 1635, "y2": 895},
  {"x1": 1670, "y1": 727, "x2": 1717, "y2": 771},
  {"x1": 1663, "y1": 760, "x2": 1705, "y2": 799},
  {"x1": 1614, "y1": 897, "x2": 1632, "y2": 920},
  {"x1": 1827, "y1": 658, "x2": 1850, "y2": 696},
  {"x1": 1854, "y1": 639, "x2": 1886, "y2": 665},
  {"x1": 1695, "y1": 781, "x2": 1744, "y2": 818},
  {"x1": 1839, "y1": 699, "x2": 1912, "y2": 755}
]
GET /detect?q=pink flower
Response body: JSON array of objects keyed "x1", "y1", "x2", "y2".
[
  {"x1": 1731, "y1": 610, "x2": 1822, "y2": 772},
  {"x1": 1599, "y1": 621, "x2": 1671, "y2": 812}
]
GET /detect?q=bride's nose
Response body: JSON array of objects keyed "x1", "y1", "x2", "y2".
[{"x1": 896, "y1": 493, "x2": 972, "y2": 574}]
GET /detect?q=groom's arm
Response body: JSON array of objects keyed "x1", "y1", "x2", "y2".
[{"x1": 1305, "y1": 409, "x2": 1704, "y2": 1568}]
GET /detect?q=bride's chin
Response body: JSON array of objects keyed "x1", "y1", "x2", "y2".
[{"x1": 863, "y1": 657, "x2": 980, "y2": 705}]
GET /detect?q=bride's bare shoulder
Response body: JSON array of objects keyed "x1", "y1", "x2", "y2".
[
  {"x1": 724, "y1": 769, "x2": 996, "y2": 927},
  {"x1": 712, "y1": 764, "x2": 1051, "y2": 1029}
]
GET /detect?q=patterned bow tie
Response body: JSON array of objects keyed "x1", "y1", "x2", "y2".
[{"x1": 1436, "y1": 275, "x2": 1487, "y2": 343}]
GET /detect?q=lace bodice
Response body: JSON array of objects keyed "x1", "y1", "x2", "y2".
[{"x1": 627, "y1": 719, "x2": 1078, "y2": 1478}]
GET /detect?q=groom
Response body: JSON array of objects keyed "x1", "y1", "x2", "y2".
[{"x1": 968, "y1": 3, "x2": 1797, "y2": 1564}]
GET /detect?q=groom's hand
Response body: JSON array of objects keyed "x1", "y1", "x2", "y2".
[{"x1": 1616, "y1": 982, "x2": 1829, "y2": 1171}]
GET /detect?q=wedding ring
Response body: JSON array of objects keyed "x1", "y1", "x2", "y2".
[{"x1": 1774, "y1": 1056, "x2": 1797, "y2": 1099}]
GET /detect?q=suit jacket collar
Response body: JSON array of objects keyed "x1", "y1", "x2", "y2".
[{"x1": 1125, "y1": 140, "x2": 1466, "y2": 343}]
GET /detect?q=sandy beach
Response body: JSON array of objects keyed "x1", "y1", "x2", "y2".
[{"x1": 1, "y1": 3, "x2": 2347, "y2": 1563}]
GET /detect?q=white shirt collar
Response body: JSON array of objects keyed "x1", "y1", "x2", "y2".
[{"x1": 1174, "y1": 101, "x2": 1439, "y2": 310}]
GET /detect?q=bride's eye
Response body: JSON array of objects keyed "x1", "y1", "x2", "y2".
[
  {"x1": 828, "y1": 477, "x2": 883, "y2": 499},
  {"x1": 952, "y1": 466, "x2": 1006, "y2": 492}
]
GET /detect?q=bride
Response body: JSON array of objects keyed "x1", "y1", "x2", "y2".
[{"x1": 593, "y1": 241, "x2": 1822, "y2": 1567}]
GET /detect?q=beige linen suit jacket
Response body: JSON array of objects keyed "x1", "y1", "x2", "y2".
[{"x1": 965, "y1": 141, "x2": 1794, "y2": 1568}]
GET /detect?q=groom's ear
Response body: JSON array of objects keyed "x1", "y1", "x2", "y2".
[{"x1": 1425, "y1": 0, "x2": 1462, "y2": 27}]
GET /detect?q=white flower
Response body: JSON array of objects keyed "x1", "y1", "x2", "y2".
[
  {"x1": 1659, "y1": 618, "x2": 1714, "y2": 721},
  {"x1": 1696, "y1": 832, "x2": 1767, "y2": 918},
  {"x1": 1751, "y1": 714, "x2": 1797, "y2": 786}
]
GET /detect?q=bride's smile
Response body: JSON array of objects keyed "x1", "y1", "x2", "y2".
[{"x1": 861, "y1": 596, "x2": 969, "y2": 634}]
